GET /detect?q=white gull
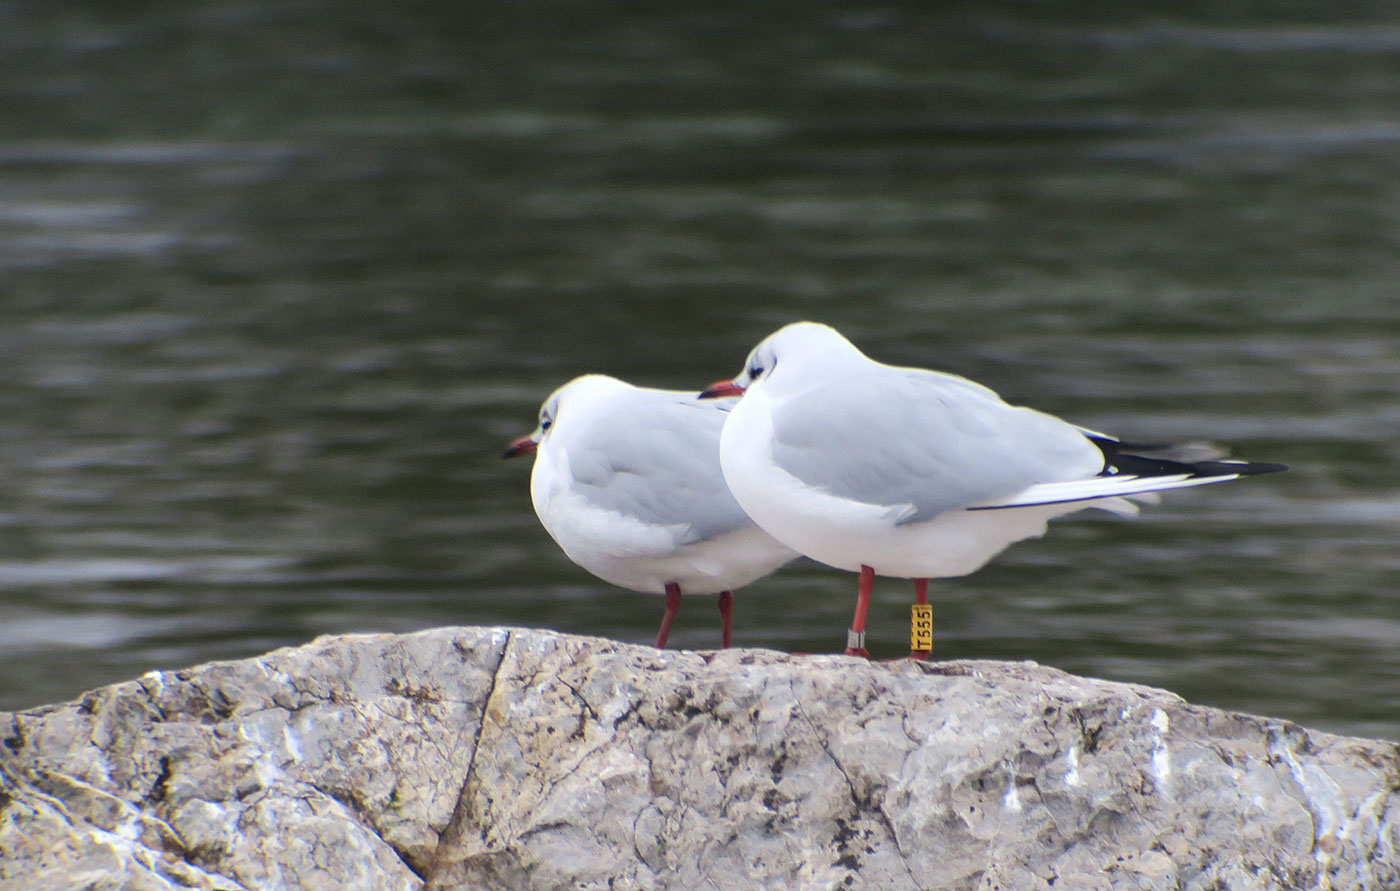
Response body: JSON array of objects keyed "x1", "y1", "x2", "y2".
[
  {"x1": 505, "y1": 374, "x2": 796, "y2": 648},
  {"x1": 701, "y1": 322, "x2": 1286, "y2": 658}
]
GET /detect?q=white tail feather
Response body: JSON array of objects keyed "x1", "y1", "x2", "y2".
[{"x1": 968, "y1": 472, "x2": 1243, "y2": 511}]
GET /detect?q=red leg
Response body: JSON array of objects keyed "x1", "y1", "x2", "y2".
[
  {"x1": 655, "y1": 582, "x2": 682, "y2": 649},
  {"x1": 717, "y1": 591, "x2": 734, "y2": 649},
  {"x1": 911, "y1": 577, "x2": 931, "y2": 661},
  {"x1": 845, "y1": 565, "x2": 875, "y2": 657}
]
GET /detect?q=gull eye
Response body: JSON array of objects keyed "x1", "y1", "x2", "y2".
[
  {"x1": 540, "y1": 416, "x2": 553, "y2": 431},
  {"x1": 748, "y1": 353, "x2": 776, "y2": 380}
]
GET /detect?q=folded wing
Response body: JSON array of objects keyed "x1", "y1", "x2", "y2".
[
  {"x1": 767, "y1": 369, "x2": 1106, "y2": 523},
  {"x1": 567, "y1": 396, "x2": 753, "y2": 543}
]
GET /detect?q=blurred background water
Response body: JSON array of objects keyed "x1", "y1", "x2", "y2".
[{"x1": 1, "y1": 1, "x2": 1397, "y2": 740}]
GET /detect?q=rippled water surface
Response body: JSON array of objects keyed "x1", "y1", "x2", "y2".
[{"x1": 2, "y1": 2, "x2": 1398, "y2": 740}]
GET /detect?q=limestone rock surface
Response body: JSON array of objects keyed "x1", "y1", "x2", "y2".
[{"x1": 1, "y1": 626, "x2": 1396, "y2": 891}]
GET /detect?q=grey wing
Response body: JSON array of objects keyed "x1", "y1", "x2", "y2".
[
  {"x1": 768, "y1": 370, "x2": 1102, "y2": 522},
  {"x1": 568, "y1": 397, "x2": 753, "y2": 543}
]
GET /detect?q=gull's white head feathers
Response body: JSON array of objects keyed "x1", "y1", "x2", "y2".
[
  {"x1": 508, "y1": 374, "x2": 634, "y2": 455},
  {"x1": 731, "y1": 321, "x2": 867, "y2": 394}
]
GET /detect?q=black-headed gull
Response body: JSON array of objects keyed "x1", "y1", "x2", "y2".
[
  {"x1": 700, "y1": 321, "x2": 1286, "y2": 659},
  {"x1": 504, "y1": 374, "x2": 796, "y2": 649}
]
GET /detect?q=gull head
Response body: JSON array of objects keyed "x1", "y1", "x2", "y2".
[
  {"x1": 503, "y1": 374, "x2": 631, "y2": 459},
  {"x1": 700, "y1": 321, "x2": 864, "y2": 399}
]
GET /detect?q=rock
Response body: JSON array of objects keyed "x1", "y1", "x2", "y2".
[{"x1": 1, "y1": 627, "x2": 1396, "y2": 891}]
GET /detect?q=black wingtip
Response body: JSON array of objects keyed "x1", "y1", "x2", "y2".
[
  {"x1": 1226, "y1": 460, "x2": 1289, "y2": 476},
  {"x1": 1090, "y1": 435, "x2": 1288, "y2": 480}
]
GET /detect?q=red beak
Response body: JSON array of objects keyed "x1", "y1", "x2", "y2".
[
  {"x1": 502, "y1": 435, "x2": 539, "y2": 459},
  {"x1": 698, "y1": 379, "x2": 746, "y2": 399}
]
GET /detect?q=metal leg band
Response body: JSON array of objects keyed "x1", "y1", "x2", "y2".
[{"x1": 847, "y1": 630, "x2": 866, "y2": 651}]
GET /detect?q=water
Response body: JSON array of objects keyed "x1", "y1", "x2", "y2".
[{"x1": 1, "y1": 2, "x2": 1397, "y2": 741}]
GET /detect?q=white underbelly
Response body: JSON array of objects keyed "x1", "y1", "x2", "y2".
[
  {"x1": 553, "y1": 522, "x2": 795, "y2": 595},
  {"x1": 736, "y1": 492, "x2": 1074, "y2": 577}
]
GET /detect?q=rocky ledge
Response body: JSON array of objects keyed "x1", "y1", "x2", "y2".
[{"x1": 0, "y1": 626, "x2": 1396, "y2": 891}]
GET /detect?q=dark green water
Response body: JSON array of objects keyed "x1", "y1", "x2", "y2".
[{"x1": 2, "y1": 2, "x2": 1397, "y2": 740}]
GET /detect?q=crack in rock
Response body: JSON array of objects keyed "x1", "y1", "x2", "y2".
[
  {"x1": 791, "y1": 682, "x2": 922, "y2": 891},
  {"x1": 422, "y1": 628, "x2": 512, "y2": 888}
]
